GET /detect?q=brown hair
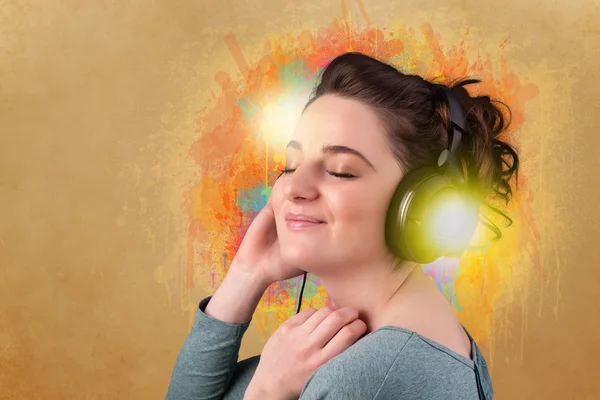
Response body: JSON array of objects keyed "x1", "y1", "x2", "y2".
[{"x1": 303, "y1": 52, "x2": 519, "y2": 239}]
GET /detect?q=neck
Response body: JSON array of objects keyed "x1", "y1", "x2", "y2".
[{"x1": 314, "y1": 256, "x2": 421, "y2": 334}]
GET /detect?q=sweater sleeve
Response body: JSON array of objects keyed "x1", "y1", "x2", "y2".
[{"x1": 165, "y1": 295, "x2": 260, "y2": 400}]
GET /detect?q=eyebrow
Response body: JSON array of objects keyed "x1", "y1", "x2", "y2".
[{"x1": 286, "y1": 140, "x2": 376, "y2": 170}]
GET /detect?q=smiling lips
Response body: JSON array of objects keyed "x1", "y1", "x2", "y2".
[{"x1": 285, "y1": 212, "x2": 325, "y2": 230}]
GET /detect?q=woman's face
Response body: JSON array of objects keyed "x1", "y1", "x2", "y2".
[{"x1": 270, "y1": 94, "x2": 404, "y2": 272}]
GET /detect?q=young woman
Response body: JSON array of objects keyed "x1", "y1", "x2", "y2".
[{"x1": 166, "y1": 52, "x2": 518, "y2": 400}]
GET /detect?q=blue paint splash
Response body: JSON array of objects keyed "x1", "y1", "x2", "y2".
[
  {"x1": 236, "y1": 183, "x2": 271, "y2": 213},
  {"x1": 423, "y1": 257, "x2": 464, "y2": 312}
]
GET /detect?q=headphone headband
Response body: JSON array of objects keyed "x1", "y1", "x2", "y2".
[
  {"x1": 439, "y1": 86, "x2": 466, "y2": 153},
  {"x1": 435, "y1": 85, "x2": 467, "y2": 185}
]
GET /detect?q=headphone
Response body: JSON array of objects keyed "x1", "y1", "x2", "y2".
[{"x1": 294, "y1": 85, "x2": 479, "y2": 315}]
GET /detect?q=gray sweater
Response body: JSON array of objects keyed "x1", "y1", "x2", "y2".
[{"x1": 165, "y1": 295, "x2": 494, "y2": 399}]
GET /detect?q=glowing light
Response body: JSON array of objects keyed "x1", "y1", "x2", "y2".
[
  {"x1": 427, "y1": 192, "x2": 479, "y2": 252},
  {"x1": 260, "y1": 87, "x2": 312, "y2": 146}
]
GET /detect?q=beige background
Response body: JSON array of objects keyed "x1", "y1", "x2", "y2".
[{"x1": 1, "y1": 0, "x2": 599, "y2": 399}]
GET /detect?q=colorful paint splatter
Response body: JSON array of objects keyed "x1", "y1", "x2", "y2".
[{"x1": 182, "y1": 4, "x2": 541, "y2": 358}]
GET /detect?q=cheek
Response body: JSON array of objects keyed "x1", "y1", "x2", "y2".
[{"x1": 326, "y1": 184, "x2": 392, "y2": 227}]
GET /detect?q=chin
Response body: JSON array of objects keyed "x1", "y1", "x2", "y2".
[
  {"x1": 280, "y1": 243, "x2": 322, "y2": 270},
  {"x1": 280, "y1": 246, "x2": 312, "y2": 267}
]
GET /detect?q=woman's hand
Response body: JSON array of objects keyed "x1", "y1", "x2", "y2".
[
  {"x1": 230, "y1": 179, "x2": 306, "y2": 286},
  {"x1": 244, "y1": 305, "x2": 368, "y2": 400}
]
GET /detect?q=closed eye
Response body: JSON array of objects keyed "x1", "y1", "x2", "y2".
[
  {"x1": 279, "y1": 169, "x2": 295, "y2": 177},
  {"x1": 278, "y1": 169, "x2": 356, "y2": 179},
  {"x1": 328, "y1": 172, "x2": 356, "y2": 179}
]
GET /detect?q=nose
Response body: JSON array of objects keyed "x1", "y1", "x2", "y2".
[{"x1": 281, "y1": 166, "x2": 319, "y2": 202}]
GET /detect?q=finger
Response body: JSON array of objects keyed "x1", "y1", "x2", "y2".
[
  {"x1": 251, "y1": 203, "x2": 277, "y2": 241},
  {"x1": 307, "y1": 308, "x2": 360, "y2": 348},
  {"x1": 284, "y1": 307, "x2": 318, "y2": 327},
  {"x1": 258, "y1": 202, "x2": 274, "y2": 219},
  {"x1": 300, "y1": 306, "x2": 336, "y2": 333},
  {"x1": 320, "y1": 319, "x2": 367, "y2": 361},
  {"x1": 267, "y1": 180, "x2": 282, "y2": 205}
]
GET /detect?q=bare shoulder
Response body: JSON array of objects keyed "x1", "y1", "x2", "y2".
[{"x1": 383, "y1": 272, "x2": 473, "y2": 360}]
